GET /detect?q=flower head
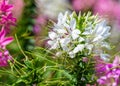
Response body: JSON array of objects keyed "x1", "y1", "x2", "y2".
[
  {"x1": 0, "y1": 27, "x2": 13, "y2": 67},
  {"x1": 0, "y1": 50, "x2": 12, "y2": 67},
  {"x1": 96, "y1": 56, "x2": 120, "y2": 86},
  {"x1": 0, "y1": 0, "x2": 13, "y2": 12},
  {"x1": 47, "y1": 12, "x2": 111, "y2": 58},
  {"x1": 0, "y1": 0, "x2": 16, "y2": 33},
  {"x1": 0, "y1": 0, "x2": 15, "y2": 67}
]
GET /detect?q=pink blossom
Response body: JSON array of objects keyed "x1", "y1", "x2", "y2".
[
  {"x1": 93, "y1": 0, "x2": 115, "y2": 18},
  {"x1": 33, "y1": 15, "x2": 47, "y2": 35},
  {"x1": 82, "y1": 57, "x2": 88, "y2": 63},
  {"x1": 0, "y1": 50, "x2": 12, "y2": 67},
  {"x1": 72, "y1": 0, "x2": 95, "y2": 11},
  {"x1": 96, "y1": 56, "x2": 120, "y2": 85},
  {"x1": 10, "y1": 0, "x2": 24, "y2": 18},
  {"x1": 0, "y1": 27, "x2": 14, "y2": 49},
  {"x1": 95, "y1": 56, "x2": 108, "y2": 76},
  {"x1": 0, "y1": 27, "x2": 14, "y2": 67},
  {"x1": 0, "y1": 0, "x2": 13, "y2": 12},
  {"x1": 0, "y1": 0, "x2": 16, "y2": 33},
  {"x1": 113, "y1": 3, "x2": 120, "y2": 26},
  {"x1": 0, "y1": 0, "x2": 14, "y2": 67}
]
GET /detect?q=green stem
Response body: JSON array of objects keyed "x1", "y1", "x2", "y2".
[{"x1": 15, "y1": 34, "x2": 28, "y2": 60}]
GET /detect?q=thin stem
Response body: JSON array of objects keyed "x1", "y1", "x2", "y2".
[
  {"x1": 13, "y1": 65, "x2": 21, "y2": 76},
  {"x1": 13, "y1": 58, "x2": 26, "y2": 68},
  {"x1": 0, "y1": 69, "x2": 18, "y2": 78},
  {"x1": 15, "y1": 34, "x2": 28, "y2": 60},
  {"x1": 14, "y1": 63, "x2": 26, "y2": 75}
]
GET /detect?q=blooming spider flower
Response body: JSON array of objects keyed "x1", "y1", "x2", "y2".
[
  {"x1": 0, "y1": 50, "x2": 12, "y2": 67},
  {"x1": 47, "y1": 12, "x2": 111, "y2": 59},
  {"x1": 0, "y1": 27, "x2": 13, "y2": 67},
  {"x1": 0, "y1": 0, "x2": 16, "y2": 33},
  {"x1": 97, "y1": 56, "x2": 120, "y2": 86}
]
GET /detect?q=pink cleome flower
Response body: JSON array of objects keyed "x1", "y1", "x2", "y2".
[
  {"x1": 0, "y1": 50, "x2": 12, "y2": 67},
  {"x1": 96, "y1": 56, "x2": 120, "y2": 86},
  {"x1": 0, "y1": 27, "x2": 13, "y2": 67},
  {"x1": 0, "y1": 0, "x2": 15, "y2": 67},
  {"x1": 0, "y1": 0, "x2": 16, "y2": 33}
]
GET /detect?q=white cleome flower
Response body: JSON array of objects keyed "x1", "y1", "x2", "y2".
[
  {"x1": 48, "y1": 12, "x2": 111, "y2": 59},
  {"x1": 48, "y1": 12, "x2": 82, "y2": 58}
]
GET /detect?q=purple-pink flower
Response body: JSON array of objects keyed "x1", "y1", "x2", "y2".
[
  {"x1": 72, "y1": 0, "x2": 95, "y2": 11},
  {"x1": 93, "y1": 0, "x2": 115, "y2": 19},
  {"x1": 0, "y1": 27, "x2": 13, "y2": 67},
  {"x1": 96, "y1": 56, "x2": 120, "y2": 86},
  {"x1": 0, "y1": 50, "x2": 12, "y2": 67},
  {"x1": 0, "y1": 0, "x2": 16, "y2": 33},
  {"x1": 0, "y1": 0, "x2": 15, "y2": 67},
  {"x1": 11, "y1": 0, "x2": 24, "y2": 18},
  {"x1": 33, "y1": 15, "x2": 47, "y2": 35},
  {"x1": 0, "y1": 0, "x2": 13, "y2": 12}
]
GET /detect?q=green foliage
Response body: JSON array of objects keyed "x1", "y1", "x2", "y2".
[
  {"x1": 2, "y1": 46, "x2": 95, "y2": 86},
  {"x1": 0, "y1": 47, "x2": 75, "y2": 86}
]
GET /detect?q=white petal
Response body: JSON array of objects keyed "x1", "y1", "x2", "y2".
[
  {"x1": 101, "y1": 42, "x2": 111, "y2": 49},
  {"x1": 73, "y1": 44, "x2": 84, "y2": 53},
  {"x1": 56, "y1": 29, "x2": 67, "y2": 34},
  {"x1": 49, "y1": 32, "x2": 57, "y2": 40},
  {"x1": 92, "y1": 35, "x2": 103, "y2": 42},
  {"x1": 56, "y1": 52, "x2": 62, "y2": 56},
  {"x1": 101, "y1": 26, "x2": 111, "y2": 36},
  {"x1": 70, "y1": 18, "x2": 76, "y2": 30},
  {"x1": 69, "y1": 51, "x2": 75, "y2": 58},
  {"x1": 57, "y1": 12, "x2": 68, "y2": 25},
  {"x1": 72, "y1": 29, "x2": 80, "y2": 40},
  {"x1": 48, "y1": 39, "x2": 60, "y2": 49},
  {"x1": 100, "y1": 54, "x2": 110, "y2": 62},
  {"x1": 50, "y1": 41, "x2": 59, "y2": 49},
  {"x1": 79, "y1": 37, "x2": 85, "y2": 42},
  {"x1": 95, "y1": 25, "x2": 103, "y2": 34},
  {"x1": 60, "y1": 38, "x2": 71, "y2": 51},
  {"x1": 58, "y1": 13, "x2": 63, "y2": 22},
  {"x1": 85, "y1": 44, "x2": 93, "y2": 54},
  {"x1": 60, "y1": 38, "x2": 70, "y2": 45},
  {"x1": 47, "y1": 40, "x2": 54, "y2": 46},
  {"x1": 62, "y1": 46, "x2": 69, "y2": 51},
  {"x1": 82, "y1": 27, "x2": 92, "y2": 35}
]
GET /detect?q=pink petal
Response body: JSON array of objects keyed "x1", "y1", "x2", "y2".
[
  {"x1": 113, "y1": 56, "x2": 120, "y2": 66},
  {"x1": 0, "y1": 27, "x2": 6, "y2": 40},
  {"x1": 2, "y1": 37, "x2": 14, "y2": 46}
]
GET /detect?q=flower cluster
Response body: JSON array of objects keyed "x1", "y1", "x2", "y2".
[
  {"x1": 0, "y1": 0, "x2": 15, "y2": 67},
  {"x1": 47, "y1": 12, "x2": 111, "y2": 59},
  {"x1": 0, "y1": 27, "x2": 13, "y2": 66},
  {"x1": 0, "y1": 0, "x2": 16, "y2": 33},
  {"x1": 97, "y1": 56, "x2": 120, "y2": 86},
  {"x1": 0, "y1": 50, "x2": 12, "y2": 66}
]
